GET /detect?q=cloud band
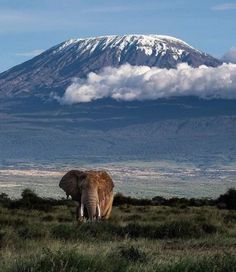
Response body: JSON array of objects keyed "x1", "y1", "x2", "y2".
[{"x1": 57, "y1": 63, "x2": 236, "y2": 104}]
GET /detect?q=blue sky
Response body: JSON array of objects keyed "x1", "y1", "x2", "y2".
[{"x1": 0, "y1": 0, "x2": 235, "y2": 72}]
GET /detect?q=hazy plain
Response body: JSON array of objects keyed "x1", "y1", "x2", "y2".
[{"x1": 1, "y1": 160, "x2": 236, "y2": 199}]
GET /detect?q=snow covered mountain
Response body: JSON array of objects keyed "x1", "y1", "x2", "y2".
[
  {"x1": 0, "y1": 34, "x2": 221, "y2": 98},
  {"x1": 0, "y1": 34, "x2": 235, "y2": 167}
]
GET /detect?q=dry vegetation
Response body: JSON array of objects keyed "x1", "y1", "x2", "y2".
[{"x1": 1, "y1": 189, "x2": 236, "y2": 271}]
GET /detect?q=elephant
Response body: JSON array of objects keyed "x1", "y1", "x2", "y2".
[{"x1": 59, "y1": 170, "x2": 114, "y2": 222}]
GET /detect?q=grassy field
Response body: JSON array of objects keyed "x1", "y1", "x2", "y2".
[{"x1": 1, "y1": 190, "x2": 236, "y2": 271}]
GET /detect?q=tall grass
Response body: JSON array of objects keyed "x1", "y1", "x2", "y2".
[
  {"x1": 2, "y1": 248, "x2": 236, "y2": 272},
  {"x1": 1, "y1": 188, "x2": 236, "y2": 271}
]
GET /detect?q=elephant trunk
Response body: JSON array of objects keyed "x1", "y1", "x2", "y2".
[{"x1": 81, "y1": 188, "x2": 100, "y2": 221}]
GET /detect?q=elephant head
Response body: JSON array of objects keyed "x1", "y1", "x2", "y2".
[{"x1": 59, "y1": 170, "x2": 114, "y2": 221}]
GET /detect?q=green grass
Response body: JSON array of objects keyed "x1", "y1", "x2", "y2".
[{"x1": 1, "y1": 191, "x2": 236, "y2": 271}]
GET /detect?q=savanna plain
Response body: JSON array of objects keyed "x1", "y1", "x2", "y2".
[{"x1": 1, "y1": 189, "x2": 236, "y2": 271}]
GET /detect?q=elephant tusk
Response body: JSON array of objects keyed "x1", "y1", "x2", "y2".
[
  {"x1": 97, "y1": 203, "x2": 101, "y2": 219},
  {"x1": 80, "y1": 203, "x2": 84, "y2": 217}
]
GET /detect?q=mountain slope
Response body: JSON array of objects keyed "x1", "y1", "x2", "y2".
[
  {"x1": 0, "y1": 34, "x2": 234, "y2": 167},
  {"x1": 0, "y1": 97, "x2": 236, "y2": 165},
  {"x1": 0, "y1": 35, "x2": 221, "y2": 98}
]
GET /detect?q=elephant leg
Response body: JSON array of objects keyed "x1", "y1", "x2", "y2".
[{"x1": 102, "y1": 194, "x2": 114, "y2": 219}]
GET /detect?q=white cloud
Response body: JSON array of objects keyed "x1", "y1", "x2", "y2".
[
  {"x1": 222, "y1": 47, "x2": 236, "y2": 64},
  {"x1": 15, "y1": 49, "x2": 44, "y2": 57},
  {"x1": 56, "y1": 63, "x2": 236, "y2": 104},
  {"x1": 212, "y1": 3, "x2": 236, "y2": 10}
]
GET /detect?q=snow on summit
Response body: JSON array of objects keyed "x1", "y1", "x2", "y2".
[
  {"x1": 54, "y1": 34, "x2": 199, "y2": 57},
  {"x1": 0, "y1": 34, "x2": 222, "y2": 97}
]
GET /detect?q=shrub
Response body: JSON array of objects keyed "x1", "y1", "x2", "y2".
[
  {"x1": 158, "y1": 220, "x2": 218, "y2": 239},
  {"x1": 0, "y1": 230, "x2": 6, "y2": 248},
  {"x1": 125, "y1": 214, "x2": 142, "y2": 221},
  {"x1": 51, "y1": 222, "x2": 120, "y2": 241},
  {"x1": 0, "y1": 216, "x2": 28, "y2": 227},
  {"x1": 6, "y1": 189, "x2": 53, "y2": 212},
  {"x1": 201, "y1": 223, "x2": 218, "y2": 234},
  {"x1": 2, "y1": 189, "x2": 73, "y2": 211},
  {"x1": 50, "y1": 224, "x2": 77, "y2": 240},
  {"x1": 118, "y1": 245, "x2": 147, "y2": 263},
  {"x1": 217, "y1": 188, "x2": 236, "y2": 210},
  {"x1": 41, "y1": 215, "x2": 54, "y2": 222},
  {"x1": 21, "y1": 189, "x2": 38, "y2": 200},
  {"x1": 113, "y1": 193, "x2": 152, "y2": 206},
  {"x1": 51, "y1": 220, "x2": 220, "y2": 241},
  {"x1": 0, "y1": 192, "x2": 10, "y2": 203},
  {"x1": 17, "y1": 225, "x2": 45, "y2": 239},
  {"x1": 152, "y1": 196, "x2": 167, "y2": 205},
  {"x1": 57, "y1": 215, "x2": 72, "y2": 222},
  {"x1": 223, "y1": 211, "x2": 236, "y2": 223},
  {"x1": 123, "y1": 220, "x2": 219, "y2": 239},
  {"x1": 113, "y1": 192, "x2": 214, "y2": 208},
  {"x1": 77, "y1": 221, "x2": 124, "y2": 240},
  {"x1": 123, "y1": 223, "x2": 149, "y2": 238}
]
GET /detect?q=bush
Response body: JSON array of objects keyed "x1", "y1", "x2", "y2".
[
  {"x1": 0, "y1": 230, "x2": 6, "y2": 248},
  {"x1": 113, "y1": 193, "x2": 152, "y2": 206},
  {"x1": 118, "y1": 245, "x2": 147, "y2": 262},
  {"x1": 217, "y1": 188, "x2": 236, "y2": 210},
  {"x1": 125, "y1": 214, "x2": 142, "y2": 221},
  {"x1": 0, "y1": 193, "x2": 10, "y2": 203},
  {"x1": 113, "y1": 192, "x2": 214, "y2": 208},
  {"x1": 122, "y1": 220, "x2": 219, "y2": 239},
  {"x1": 154, "y1": 221, "x2": 218, "y2": 239},
  {"x1": 223, "y1": 211, "x2": 236, "y2": 223},
  {"x1": 152, "y1": 196, "x2": 166, "y2": 205},
  {"x1": 41, "y1": 215, "x2": 54, "y2": 222},
  {"x1": 57, "y1": 215, "x2": 72, "y2": 222},
  {"x1": 21, "y1": 189, "x2": 38, "y2": 200},
  {"x1": 50, "y1": 224, "x2": 77, "y2": 240},
  {"x1": 50, "y1": 219, "x2": 220, "y2": 242},
  {"x1": 0, "y1": 216, "x2": 28, "y2": 227},
  {"x1": 78, "y1": 221, "x2": 124, "y2": 240},
  {"x1": 17, "y1": 225, "x2": 45, "y2": 239},
  {"x1": 2, "y1": 189, "x2": 73, "y2": 212}
]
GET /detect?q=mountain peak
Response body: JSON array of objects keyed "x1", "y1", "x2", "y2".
[
  {"x1": 53, "y1": 34, "x2": 200, "y2": 56},
  {"x1": 0, "y1": 34, "x2": 222, "y2": 98}
]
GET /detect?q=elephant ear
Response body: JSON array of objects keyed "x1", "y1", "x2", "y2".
[
  {"x1": 59, "y1": 170, "x2": 87, "y2": 201},
  {"x1": 95, "y1": 171, "x2": 114, "y2": 201}
]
